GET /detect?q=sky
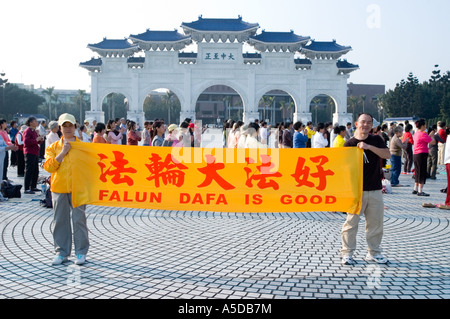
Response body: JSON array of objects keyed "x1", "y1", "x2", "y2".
[{"x1": 1, "y1": 0, "x2": 449, "y2": 93}]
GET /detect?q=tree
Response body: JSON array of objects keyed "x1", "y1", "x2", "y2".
[
  {"x1": 0, "y1": 84, "x2": 45, "y2": 120},
  {"x1": 75, "y1": 90, "x2": 87, "y2": 122},
  {"x1": 347, "y1": 95, "x2": 359, "y2": 122},
  {"x1": 163, "y1": 90, "x2": 175, "y2": 124},
  {"x1": 42, "y1": 87, "x2": 55, "y2": 119}
]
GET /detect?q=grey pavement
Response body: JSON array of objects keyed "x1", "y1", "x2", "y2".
[{"x1": 1, "y1": 162, "x2": 450, "y2": 300}]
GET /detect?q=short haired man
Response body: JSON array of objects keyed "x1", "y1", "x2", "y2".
[{"x1": 341, "y1": 113, "x2": 391, "y2": 265}]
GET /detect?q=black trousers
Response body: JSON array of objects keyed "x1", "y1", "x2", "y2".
[
  {"x1": 24, "y1": 153, "x2": 39, "y2": 190},
  {"x1": 17, "y1": 150, "x2": 25, "y2": 176},
  {"x1": 3, "y1": 150, "x2": 8, "y2": 180},
  {"x1": 414, "y1": 153, "x2": 428, "y2": 185}
]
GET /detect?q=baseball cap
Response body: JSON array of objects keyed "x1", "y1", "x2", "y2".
[
  {"x1": 58, "y1": 113, "x2": 76, "y2": 126},
  {"x1": 168, "y1": 124, "x2": 178, "y2": 132}
]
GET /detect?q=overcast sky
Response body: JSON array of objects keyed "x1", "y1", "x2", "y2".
[{"x1": 1, "y1": 0, "x2": 449, "y2": 93}]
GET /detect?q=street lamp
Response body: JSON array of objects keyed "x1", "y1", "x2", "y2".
[{"x1": 0, "y1": 72, "x2": 8, "y2": 112}]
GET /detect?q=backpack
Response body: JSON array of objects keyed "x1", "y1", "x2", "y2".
[
  {"x1": 1, "y1": 180, "x2": 22, "y2": 198},
  {"x1": 40, "y1": 177, "x2": 52, "y2": 208},
  {"x1": 162, "y1": 139, "x2": 174, "y2": 147}
]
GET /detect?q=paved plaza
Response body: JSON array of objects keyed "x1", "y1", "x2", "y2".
[{"x1": 1, "y1": 160, "x2": 449, "y2": 301}]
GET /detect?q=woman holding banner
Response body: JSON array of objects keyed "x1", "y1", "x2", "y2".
[{"x1": 44, "y1": 113, "x2": 89, "y2": 266}]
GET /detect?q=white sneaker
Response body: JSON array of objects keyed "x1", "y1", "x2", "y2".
[
  {"x1": 341, "y1": 255, "x2": 356, "y2": 265},
  {"x1": 365, "y1": 253, "x2": 389, "y2": 264},
  {"x1": 75, "y1": 254, "x2": 86, "y2": 265},
  {"x1": 52, "y1": 255, "x2": 68, "y2": 265}
]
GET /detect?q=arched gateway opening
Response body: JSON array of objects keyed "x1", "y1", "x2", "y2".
[
  {"x1": 143, "y1": 89, "x2": 181, "y2": 124},
  {"x1": 309, "y1": 94, "x2": 337, "y2": 125},
  {"x1": 195, "y1": 85, "x2": 244, "y2": 126},
  {"x1": 258, "y1": 90, "x2": 295, "y2": 125},
  {"x1": 101, "y1": 93, "x2": 128, "y2": 122}
]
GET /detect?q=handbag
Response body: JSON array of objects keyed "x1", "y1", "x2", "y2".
[{"x1": 1, "y1": 180, "x2": 22, "y2": 198}]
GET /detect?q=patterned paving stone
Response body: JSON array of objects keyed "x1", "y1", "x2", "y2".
[{"x1": 1, "y1": 165, "x2": 450, "y2": 299}]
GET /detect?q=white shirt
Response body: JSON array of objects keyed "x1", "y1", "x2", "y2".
[
  {"x1": 46, "y1": 131, "x2": 60, "y2": 150},
  {"x1": 312, "y1": 132, "x2": 329, "y2": 148},
  {"x1": 245, "y1": 135, "x2": 267, "y2": 149},
  {"x1": 444, "y1": 140, "x2": 450, "y2": 164}
]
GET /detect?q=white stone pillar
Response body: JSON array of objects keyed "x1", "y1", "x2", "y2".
[{"x1": 85, "y1": 72, "x2": 105, "y2": 123}]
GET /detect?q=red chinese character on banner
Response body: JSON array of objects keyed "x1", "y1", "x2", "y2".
[
  {"x1": 97, "y1": 151, "x2": 137, "y2": 186},
  {"x1": 145, "y1": 153, "x2": 188, "y2": 187},
  {"x1": 291, "y1": 156, "x2": 335, "y2": 191},
  {"x1": 244, "y1": 155, "x2": 282, "y2": 190},
  {"x1": 197, "y1": 154, "x2": 235, "y2": 190}
]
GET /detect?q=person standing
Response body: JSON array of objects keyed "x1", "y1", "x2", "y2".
[
  {"x1": 293, "y1": 122, "x2": 308, "y2": 148},
  {"x1": 92, "y1": 123, "x2": 107, "y2": 143},
  {"x1": 44, "y1": 113, "x2": 89, "y2": 266},
  {"x1": 389, "y1": 126, "x2": 407, "y2": 187},
  {"x1": 14, "y1": 125, "x2": 27, "y2": 177},
  {"x1": 127, "y1": 121, "x2": 141, "y2": 146},
  {"x1": 9, "y1": 121, "x2": 19, "y2": 167},
  {"x1": 438, "y1": 128, "x2": 450, "y2": 210},
  {"x1": 332, "y1": 126, "x2": 347, "y2": 148},
  {"x1": 37, "y1": 120, "x2": 47, "y2": 161},
  {"x1": 23, "y1": 117, "x2": 44, "y2": 194},
  {"x1": 306, "y1": 121, "x2": 316, "y2": 148},
  {"x1": 312, "y1": 123, "x2": 329, "y2": 148},
  {"x1": 341, "y1": 113, "x2": 391, "y2": 265},
  {"x1": 437, "y1": 121, "x2": 446, "y2": 165},
  {"x1": 46, "y1": 121, "x2": 61, "y2": 150},
  {"x1": 402, "y1": 124, "x2": 414, "y2": 175},
  {"x1": 151, "y1": 121, "x2": 165, "y2": 147},
  {"x1": 0, "y1": 134, "x2": 18, "y2": 200},
  {"x1": 412, "y1": 119, "x2": 436, "y2": 196},
  {"x1": 282, "y1": 122, "x2": 293, "y2": 148},
  {"x1": 0, "y1": 119, "x2": 12, "y2": 180},
  {"x1": 427, "y1": 124, "x2": 444, "y2": 180}
]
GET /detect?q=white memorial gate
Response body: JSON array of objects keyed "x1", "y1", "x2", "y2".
[{"x1": 80, "y1": 16, "x2": 359, "y2": 126}]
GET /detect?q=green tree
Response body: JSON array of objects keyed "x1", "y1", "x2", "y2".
[
  {"x1": 42, "y1": 87, "x2": 55, "y2": 119},
  {"x1": 0, "y1": 84, "x2": 45, "y2": 120}
]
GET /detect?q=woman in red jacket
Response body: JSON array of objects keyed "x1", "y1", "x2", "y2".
[
  {"x1": 23, "y1": 117, "x2": 44, "y2": 194},
  {"x1": 402, "y1": 124, "x2": 414, "y2": 174},
  {"x1": 127, "y1": 121, "x2": 141, "y2": 146}
]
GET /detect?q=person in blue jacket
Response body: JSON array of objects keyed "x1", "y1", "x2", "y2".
[{"x1": 293, "y1": 121, "x2": 309, "y2": 148}]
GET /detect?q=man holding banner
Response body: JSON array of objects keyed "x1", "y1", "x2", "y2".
[
  {"x1": 341, "y1": 113, "x2": 391, "y2": 266},
  {"x1": 44, "y1": 113, "x2": 90, "y2": 266}
]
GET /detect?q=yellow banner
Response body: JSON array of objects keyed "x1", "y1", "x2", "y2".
[{"x1": 69, "y1": 142, "x2": 363, "y2": 214}]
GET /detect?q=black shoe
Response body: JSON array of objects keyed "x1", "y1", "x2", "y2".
[
  {"x1": 17, "y1": 174, "x2": 24, "y2": 177},
  {"x1": 417, "y1": 192, "x2": 430, "y2": 197},
  {"x1": 412, "y1": 190, "x2": 418, "y2": 194},
  {"x1": 31, "y1": 188, "x2": 42, "y2": 192},
  {"x1": 24, "y1": 190, "x2": 35, "y2": 194}
]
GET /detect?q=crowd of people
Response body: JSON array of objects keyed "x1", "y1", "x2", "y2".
[{"x1": 2, "y1": 112, "x2": 450, "y2": 267}]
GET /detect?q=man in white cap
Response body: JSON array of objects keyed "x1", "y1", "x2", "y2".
[{"x1": 44, "y1": 113, "x2": 89, "y2": 266}]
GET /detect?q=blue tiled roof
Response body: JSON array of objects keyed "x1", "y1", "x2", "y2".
[
  {"x1": 181, "y1": 16, "x2": 259, "y2": 32},
  {"x1": 88, "y1": 38, "x2": 138, "y2": 50},
  {"x1": 337, "y1": 59, "x2": 359, "y2": 69},
  {"x1": 79, "y1": 57, "x2": 102, "y2": 66},
  {"x1": 303, "y1": 40, "x2": 351, "y2": 52},
  {"x1": 130, "y1": 29, "x2": 190, "y2": 42},
  {"x1": 250, "y1": 30, "x2": 310, "y2": 43}
]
